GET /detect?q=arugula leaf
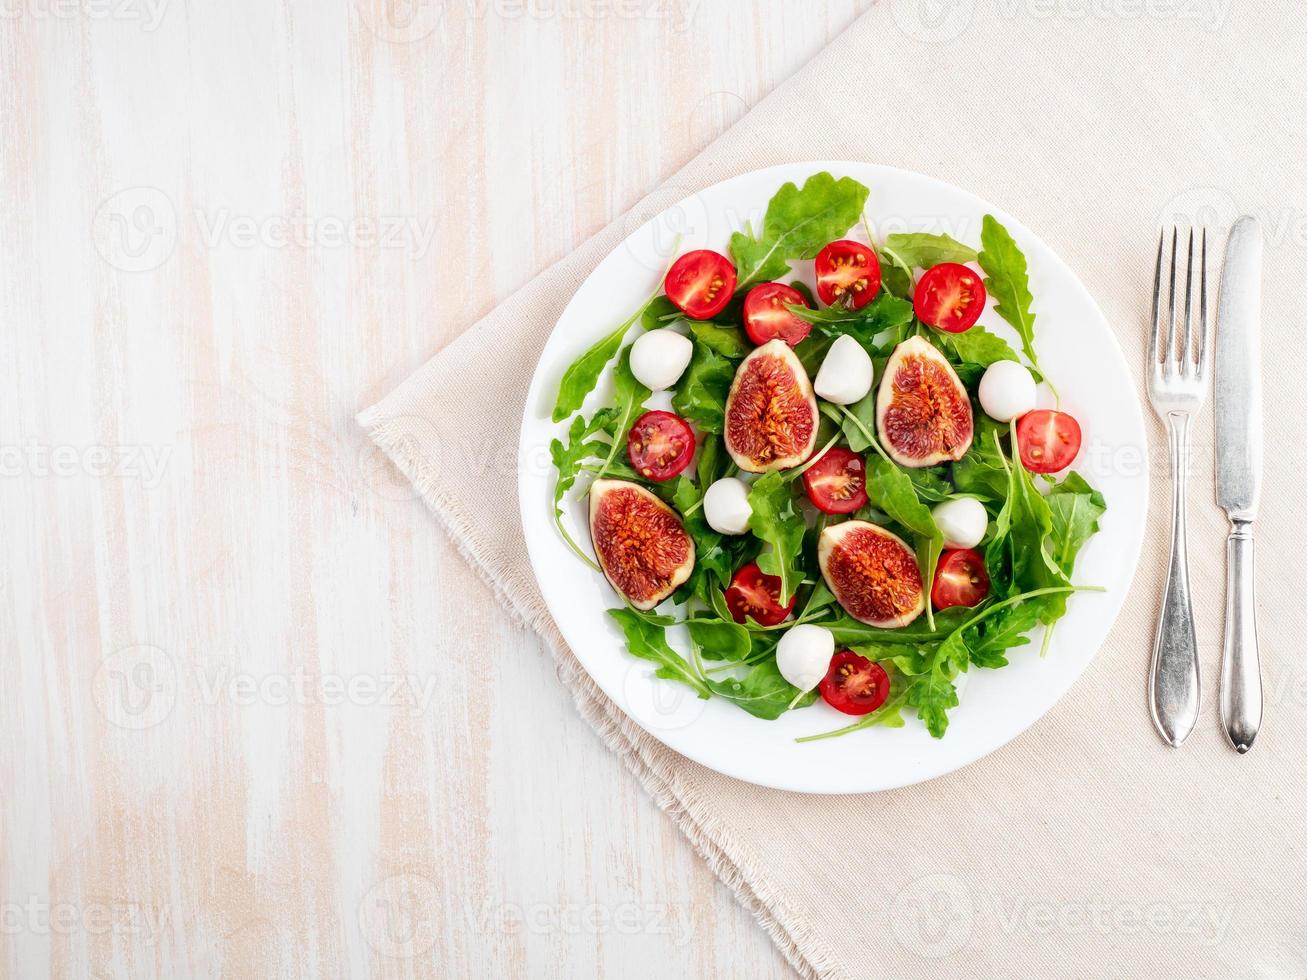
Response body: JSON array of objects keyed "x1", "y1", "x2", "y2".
[
  {"x1": 951, "y1": 416, "x2": 1010, "y2": 502},
  {"x1": 935, "y1": 325, "x2": 1020, "y2": 370},
  {"x1": 1046, "y1": 472, "x2": 1107, "y2": 576},
  {"x1": 671, "y1": 475, "x2": 738, "y2": 602},
  {"x1": 549, "y1": 408, "x2": 618, "y2": 569},
  {"x1": 872, "y1": 241, "x2": 914, "y2": 299},
  {"x1": 826, "y1": 607, "x2": 972, "y2": 646},
  {"x1": 838, "y1": 391, "x2": 878, "y2": 453},
  {"x1": 594, "y1": 348, "x2": 651, "y2": 476},
  {"x1": 553, "y1": 291, "x2": 665, "y2": 422},
  {"x1": 689, "y1": 321, "x2": 750, "y2": 359},
  {"x1": 686, "y1": 617, "x2": 751, "y2": 662},
  {"x1": 608, "y1": 608, "x2": 709, "y2": 698},
  {"x1": 883, "y1": 232, "x2": 978, "y2": 269},
  {"x1": 794, "y1": 331, "x2": 834, "y2": 376},
  {"x1": 907, "y1": 656, "x2": 961, "y2": 738},
  {"x1": 747, "y1": 472, "x2": 806, "y2": 604},
  {"x1": 984, "y1": 430, "x2": 1064, "y2": 608},
  {"x1": 791, "y1": 292, "x2": 914, "y2": 349},
  {"x1": 670, "y1": 340, "x2": 734, "y2": 433},
  {"x1": 696, "y1": 433, "x2": 726, "y2": 488},
  {"x1": 730, "y1": 172, "x2": 870, "y2": 289},
  {"x1": 964, "y1": 595, "x2": 1052, "y2": 669},
  {"x1": 705, "y1": 660, "x2": 816, "y2": 720},
  {"x1": 905, "y1": 467, "x2": 953, "y2": 503},
  {"x1": 865, "y1": 456, "x2": 939, "y2": 543},
  {"x1": 978, "y1": 215, "x2": 1041, "y2": 371}
]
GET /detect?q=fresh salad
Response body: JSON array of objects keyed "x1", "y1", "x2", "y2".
[{"x1": 549, "y1": 171, "x2": 1105, "y2": 741}]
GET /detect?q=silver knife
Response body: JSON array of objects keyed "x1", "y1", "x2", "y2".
[{"x1": 1214, "y1": 215, "x2": 1264, "y2": 753}]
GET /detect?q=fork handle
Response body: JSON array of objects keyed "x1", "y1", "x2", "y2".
[
  {"x1": 1149, "y1": 411, "x2": 1201, "y2": 747},
  {"x1": 1219, "y1": 521, "x2": 1261, "y2": 752}
]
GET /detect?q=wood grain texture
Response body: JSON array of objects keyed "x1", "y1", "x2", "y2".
[{"x1": 0, "y1": 1, "x2": 873, "y2": 976}]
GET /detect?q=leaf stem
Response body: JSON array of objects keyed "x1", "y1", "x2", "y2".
[{"x1": 554, "y1": 512, "x2": 600, "y2": 573}]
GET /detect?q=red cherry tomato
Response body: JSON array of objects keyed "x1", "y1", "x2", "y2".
[
  {"x1": 1016, "y1": 409, "x2": 1082, "y2": 474},
  {"x1": 664, "y1": 249, "x2": 737, "y2": 319},
  {"x1": 819, "y1": 651, "x2": 891, "y2": 715},
  {"x1": 801, "y1": 447, "x2": 868, "y2": 515},
  {"x1": 913, "y1": 262, "x2": 987, "y2": 333},
  {"x1": 723, "y1": 562, "x2": 796, "y2": 626},
  {"x1": 626, "y1": 410, "x2": 695, "y2": 482},
  {"x1": 815, "y1": 240, "x2": 881, "y2": 309},
  {"x1": 742, "y1": 283, "x2": 812, "y2": 346},
  {"x1": 931, "y1": 549, "x2": 991, "y2": 610}
]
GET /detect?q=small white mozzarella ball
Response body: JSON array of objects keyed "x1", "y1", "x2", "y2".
[
  {"x1": 978, "y1": 360, "x2": 1037, "y2": 422},
  {"x1": 776, "y1": 624, "x2": 835, "y2": 692},
  {"x1": 702, "y1": 477, "x2": 752, "y2": 535},
  {"x1": 931, "y1": 497, "x2": 988, "y2": 550},
  {"x1": 629, "y1": 329, "x2": 693, "y2": 391},
  {"x1": 813, "y1": 334, "x2": 874, "y2": 405}
]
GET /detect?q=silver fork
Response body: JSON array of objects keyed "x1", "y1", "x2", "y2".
[{"x1": 1147, "y1": 226, "x2": 1210, "y2": 748}]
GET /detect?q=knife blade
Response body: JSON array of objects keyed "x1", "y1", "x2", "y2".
[
  {"x1": 1214, "y1": 214, "x2": 1263, "y2": 753},
  {"x1": 1214, "y1": 216, "x2": 1263, "y2": 520}
]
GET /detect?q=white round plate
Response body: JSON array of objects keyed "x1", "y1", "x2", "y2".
[{"x1": 519, "y1": 161, "x2": 1148, "y2": 794}]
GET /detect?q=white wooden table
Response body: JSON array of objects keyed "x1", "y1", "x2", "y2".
[{"x1": 1, "y1": 2, "x2": 873, "y2": 975}]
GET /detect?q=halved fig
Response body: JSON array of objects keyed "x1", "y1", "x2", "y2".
[
  {"x1": 589, "y1": 479, "x2": 695, "y2": 610},
  {"x1": 723, "y1": 339, "x2": 819, "y2": 473},
  {"x1": 818, "y1": 520, "x2": 925, "y2": 628},
  {"x1": 875, "y1": 335, "x2": 973, "y2": 468}
]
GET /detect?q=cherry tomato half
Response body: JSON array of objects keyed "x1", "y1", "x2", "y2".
[
  {"x1": 627, "y1": 410, "x2": 695, "y2": 482},
  {"x1": 913, "y1": 262, "x2": 986, "y2": 333},
  {"x1": 1016, "y1": 409, "x2": 1082, "y2": 474},
  {"x1": 743, "y1": 282, "x2": 812, "y2": 346},
  {"x1": 819, "y1": 651, "x2": 890, "y2": 715},
  {"x1": 723, "y1": 562, "x2": 795, "y2": 626},
  {"x1": 664, "y1": 249, "x2": 737, "y2": 319},
  {"x1": 801, "y1": 447, "x2": 868, "y2": 515},
  {"x1": 815, "y1": 240, "x2": 881, "y2": 309},
  {"x1": 931, "y1": 548, "x2": 991, "y2": 610}
]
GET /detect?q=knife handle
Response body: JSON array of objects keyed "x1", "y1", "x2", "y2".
[
  {"x1": 1220, "y1": 521, "x2": 1262, "y2": 752},
  {"x1": 1149, "y1": 412, "x2": 1201, "y2": 747}
]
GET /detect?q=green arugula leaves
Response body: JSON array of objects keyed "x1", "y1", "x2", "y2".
[
  {"x1": 730, "y1": 172, "x2": 870, "y2": 289},
  {"x1": 550, "y1": 176, "x2": 1107, "y2": 745},
  {"x1": 883, "y1": 231, "x2": 978, "y2": 269},
  {"x1": 747, "y1": 472, "x2": 806, "y2": 605},
  {"x1": 670, "y1": 339, "x2": 733, "y2": 433},
  {"x1": 978, "y1": 215, "x2": 1047, "y2": 384}
]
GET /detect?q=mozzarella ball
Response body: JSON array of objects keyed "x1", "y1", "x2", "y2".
[
  {"x1": 978, "y1": 360, "x2": 1037, "y2": 422},
  {"x1": 776, "y1": 624, "x2": 835, "y2": 692},
  {"x1": 931, "y1": 497, "x2": 988, "y2": 550},
  {"x1": 629, "y1": 329, "x2": 693, "y2": 391},
  {"x1": 702, "y1": 477, "x2": 752, "y2": 535},
  {"x1": 813, "y1": 334, "x2": 874, "y2": 405}
]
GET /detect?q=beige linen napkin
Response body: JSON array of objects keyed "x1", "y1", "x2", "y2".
[{"x1": 361, "y1": 6, "x2": 1307, "y2": 976}]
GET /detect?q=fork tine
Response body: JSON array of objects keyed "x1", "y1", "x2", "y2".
[
  {"x1": 1180, "y1": 227, "x2": 1194, "y2": 371},
  {"x1": 1196, "y1": 226, "x2": 1210, "y2": 377},
  {"x1": 1149, "y1": 228, "x2": 1165, "y2": 367},
  {"x1": 1165, "y1": 227, "x2": 1178, "y2": 376}
]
